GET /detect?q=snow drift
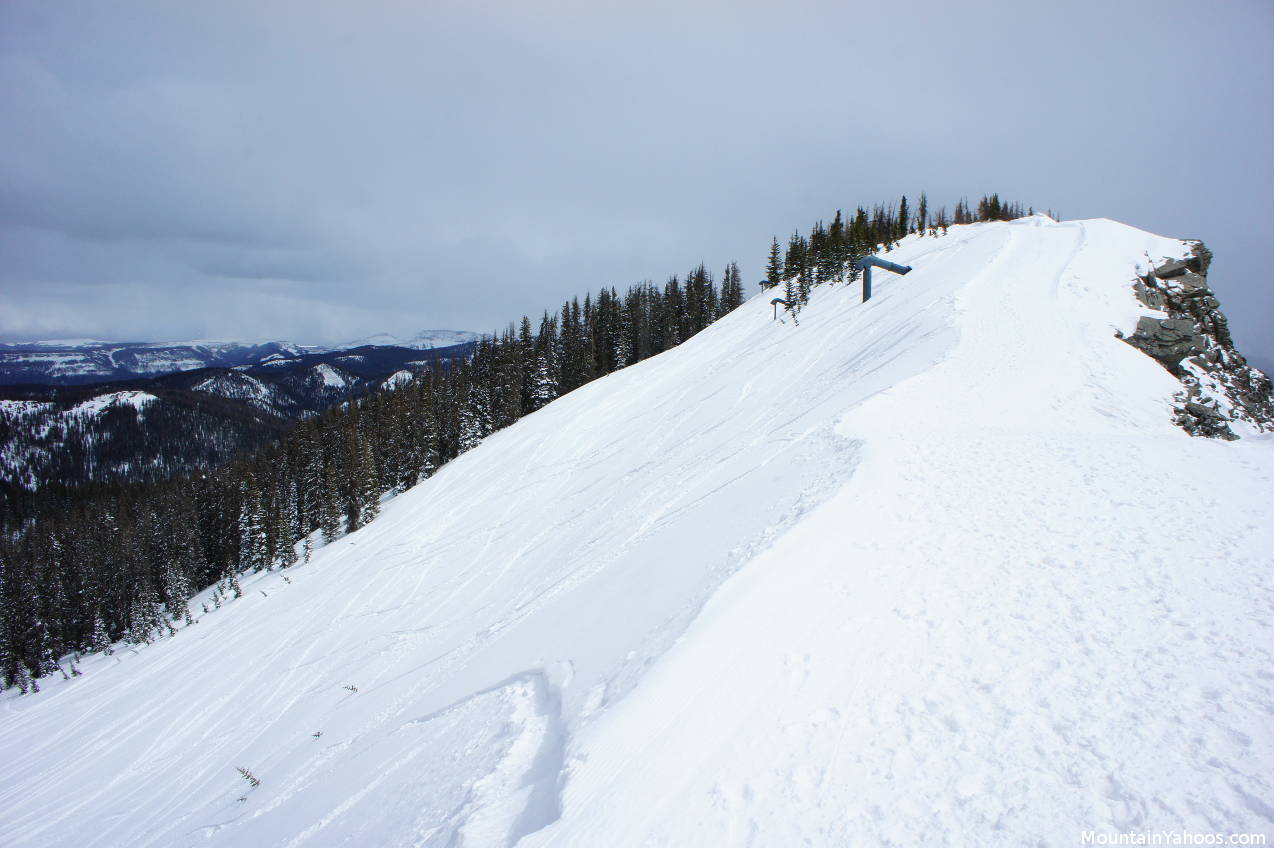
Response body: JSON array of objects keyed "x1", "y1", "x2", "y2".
[{"x1": 2, "y1": 217, "x2": 1271, "y2": 847}]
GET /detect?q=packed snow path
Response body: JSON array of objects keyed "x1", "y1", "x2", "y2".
[{"x1": 3, "y1": 217, "x2": 1271, "y2": 846}]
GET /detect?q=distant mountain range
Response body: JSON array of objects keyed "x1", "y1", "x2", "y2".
[
  {"x1": 0, "y1": 331, "x2": 481, "y2": 386},
  {"x1": 0, "y1": 337, "x2": 477, "y2": 489},
  {"x1": 333, "y1": 330, "x2": 481, "y2": 351}
]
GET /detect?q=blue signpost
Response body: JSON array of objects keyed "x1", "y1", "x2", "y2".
[{"x1": 853, "y1": 256, "x2": 912, "y2": 302}]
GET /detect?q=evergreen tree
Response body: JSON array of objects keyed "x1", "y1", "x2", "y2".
[
  {"x1": 614, "y1": 297, "x2": 635, "y2": 367},
  {"x1": 783, "y1": 233, "x2": 805, "y2": 283},
  {"x1": 764, "y1": 238, "x2": 783, "y2": 289},
  {"x1": 518, "y1": 316, "x2": 537, "y2": 413},
  {"x1": 458, "y1": 383, "x2": 493, "y2": 454},
  {"x1": 273, "y1": 480, "x2": 299, "y2": 568},
  {"x1": 356, "y1": 441, "x2": 380, "y2": 526},
  {"x1": 827, "y1": 211, "x2": 847, "y2": 283},
  {"x1": 236, "y1": 476, "x2": 267, "y2": 572},
  {"x1": 0, "y1": 554, "x2": 27, "y2": 688},
  {"x1": 318, "y1": 453, "x2": 343, "y2": 545},
  {"x1": 341, "y1": 416, "x2": 367, "y2": 533},
  {"x1": 126, "y1": 581, "x2": 164, "y2": 644},
  {"x1": 720, "y1": 262, "x2": 744, "y2": 313},
  {"x1": 90, "y1": 612, "x2": 113, "y2": 655},
  {"x1": 661, "y1": 277, "x2": 683, "y2": 351}
]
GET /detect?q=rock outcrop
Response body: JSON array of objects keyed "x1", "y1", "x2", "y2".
[{"x1": 1120, "y1": 241, "x2": 1274, "y2": 439}]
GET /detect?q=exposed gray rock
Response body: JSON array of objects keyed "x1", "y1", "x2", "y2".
[
  {"x1": 1190, "y1": 241, "x2": 1213, "y2": 275},
  {"x1": 1152, "y1": 257, "x2": 1194, "y2": 278},
  {"x1": 1124, "y1": 317, "x2": 1206, "y2": 372},
  {"x1": 1184, "y1": 400, "x2": 1222, "y2": 420},
  {"x1": 1122, "y1": 239, "x2": 1273, "y2": 439},
  {"x1": 1132, "y1": 280, "x2": 1166, "y2": 311},
  {"x1": 1172, "y1": 271, "x2": 1209, "y2": 293},
  {"x1": 1175, "y1": 400, "x2": 1237, "y2": 440}
]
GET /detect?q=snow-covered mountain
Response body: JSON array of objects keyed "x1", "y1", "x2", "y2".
[
  {"x1": 3, "y1": 217, "x2": 1271, "y2": 846},
  {"x1": 0, "y1": 340, "x2": 476, "y2": 489},
  {"x1": 0, "y1": 361, "x2": 365, "y2": 489},
  {"x1": 0, "y1": 339, "x2": 314, "y2": 385},
  {"x1": 334, "y1": 329, "x2": 481, "y2": 351},
  {"x1": 0, "y1": 332, "x2": 477, "y2": 386}
]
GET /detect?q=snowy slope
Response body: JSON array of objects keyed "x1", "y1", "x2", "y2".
[{"x1": 2, "y1": 217, "x2": 1272, "y2": 847}]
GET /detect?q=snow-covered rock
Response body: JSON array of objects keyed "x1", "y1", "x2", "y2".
[{"x1": 2, "y1": 217, "x2": 1271, "y2": 847}]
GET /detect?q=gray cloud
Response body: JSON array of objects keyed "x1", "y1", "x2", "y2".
[{"x1": 1, "y1": 0, "x2": 1271, "y2": 368}]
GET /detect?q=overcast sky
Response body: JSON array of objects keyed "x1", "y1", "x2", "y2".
[{"x1": 2, "y1": 0, "x2": 1271, "y2": 369}]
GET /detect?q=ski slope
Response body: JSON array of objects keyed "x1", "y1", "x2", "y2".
[{"x1": 3, "y1": 217, "x2": 1272, "y2": 847}]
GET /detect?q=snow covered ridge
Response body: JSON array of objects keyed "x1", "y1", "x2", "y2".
[
  {"x1": 0, "y1": 389, "x2": 154, "y2": 421},
  {"x1": 67, "y1": 390, "x2": 156, "y2": 417},
  {"x1": 0, "y1": 392, "x2": 157, "y2": 489},
  {"x1": 3, "y1": 217, "x2": 1273, "y2": 846}
]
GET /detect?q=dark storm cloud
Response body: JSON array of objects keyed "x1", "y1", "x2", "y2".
[{"x1": 1, "y1": 0, "x2": 1271, "y2": 367}]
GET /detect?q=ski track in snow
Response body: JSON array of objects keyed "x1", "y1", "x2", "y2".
[{"x1": 2, "y1": 217, "x2": 1272, "y2": 847}]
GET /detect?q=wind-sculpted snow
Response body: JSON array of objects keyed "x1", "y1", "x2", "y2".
[{"x1": 2, "y1": 218, "x2": 1272, "y2": 846}]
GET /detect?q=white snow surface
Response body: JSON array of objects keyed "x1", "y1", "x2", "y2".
[
  {"x1": 0, "y1": 399, "x2": 53, "y2": 416},
  {"x1": 382, "y1": 369, "x2": 415, "y2": 389},
  {"x1": 69, "y1": 390, "x2": 156, "y2": 417},
  {"x1": 310, "y1": 363, "x2": 352, "y2": 389},
  {"x1": 3, "y1": 217, "x2": 1272, "y2": 847}
]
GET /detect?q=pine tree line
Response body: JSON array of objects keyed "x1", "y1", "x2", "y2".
[
  {"x1": 0, "y1": 263, "x2": 747, "y2": 691},
  {"x1": 766, "y1": 192, "x2": 1030, "y2": 313}
]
